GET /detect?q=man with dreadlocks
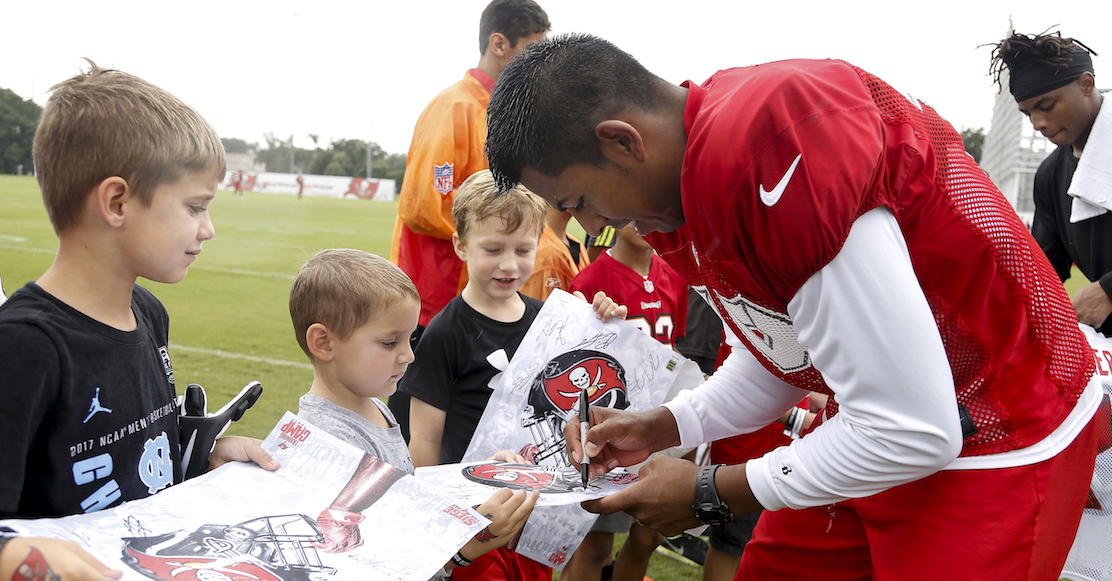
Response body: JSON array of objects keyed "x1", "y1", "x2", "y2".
[
  {"x1": 990, "y1": 32, "x2": 1110, "y2": 332},
  {"x1": 484, "y1": 33, "x2": 1107, "y2": 580}
]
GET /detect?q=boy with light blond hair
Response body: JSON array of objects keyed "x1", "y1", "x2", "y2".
[
  {"x1": 399, "y1": 170, "x2": 623, "y2": 580},
  {"x1": 290, "y1": 248, "x2": 539, "y2": 578},
  {"x1": 0, "y1": 61, "x2": 277, "y2": 581}
]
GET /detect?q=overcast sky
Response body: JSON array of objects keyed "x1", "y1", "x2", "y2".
[{"x1": 2, "y1": 0, "x2": 1107, "y2": 157}]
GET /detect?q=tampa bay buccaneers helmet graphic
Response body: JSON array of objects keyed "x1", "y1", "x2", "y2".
[
  {"x1": 121, "y1": 515, "x2": 336, "y2": 581},
  {"x1": 463, "y1": 463, "x2": 582, "y2": 493},
  {"x1": 522, "y1": 350, "x2": 629, "y2": 466}
]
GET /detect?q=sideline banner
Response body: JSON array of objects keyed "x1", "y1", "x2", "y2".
[{"x1": 221, "y1": 171, "x2": 396, "y2": 201}]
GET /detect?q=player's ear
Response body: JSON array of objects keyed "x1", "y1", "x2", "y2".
[
  {"x1": 306, "y1": 323, "x2": 334, "y2": 362},
  {"x1": 1079, "y1": 72, "x2": 1096, "y2": 95},
  {"x1": 487, "y1": 32, "x2": 510, "y2": 58},
  {"x1": 94, "y1": 176, "x2": 131, "y2": 228},
  {"x1": 595, "y1": 120, "x2": 645, "y2": 163},
  {"x1": 452, "y1": 232, "x2": 468, "y2": 261}
]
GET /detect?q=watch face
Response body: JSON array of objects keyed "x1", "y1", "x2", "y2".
[{"x1": 694, "y1": 504, "x2": 734, "y2": 526}]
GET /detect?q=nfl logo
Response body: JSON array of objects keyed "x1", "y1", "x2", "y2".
[
  {"x1": 643, "y1": 280, "x2": 654, "y2": 293},
  {"x1": 434, "y1": 163, "x2": 455, "y2": 195}
]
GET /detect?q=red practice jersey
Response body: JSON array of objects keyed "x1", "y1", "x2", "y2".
[
  {"x1": 647, "y1": 59, "x2": 1092, "y2": 459},
  {"x1": 570, "y1": 251, "x2": 688, "y2": 347}
]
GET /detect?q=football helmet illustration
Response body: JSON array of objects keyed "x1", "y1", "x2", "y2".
[
  {"x1": 463, "y1": 463, "x2": 581, "y2": 493},
  {"x1": 522, "y1": 350, "x2": 629, "y2": 466},
  {"x1": 121, "y1": 515, "x2": 336, "y2": 581}
]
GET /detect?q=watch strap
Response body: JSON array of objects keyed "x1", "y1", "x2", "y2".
[{"x1": 693, "y1": 464, "x2": 733, "y2": 525}]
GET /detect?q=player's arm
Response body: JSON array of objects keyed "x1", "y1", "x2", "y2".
[
  {"x1": 1031, "y1": 169, "x2": 1112, "y2": 326},
  {"x1": 399, "y1": 318, "x2": 455, "y2": 467},
  {"x1": 408, "y1": 397, "x2": 447, "y2": 468},
  {"x1": 745, "y1": 206, "x2": 961, "y2": 511},
  {"x1": 397, "y1": 102, "x2": 479, "y2": 239},
  {"x1": 0, "y1": 537, "x2": 123, "y2": 581},
  {"x1": 1072, "y1": 278, "x2": 1112, "y2": 328}
]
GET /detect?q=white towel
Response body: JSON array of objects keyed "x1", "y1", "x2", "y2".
[{"x1": 1069, "y1": 95, "x2": 1112, "y2": 223}]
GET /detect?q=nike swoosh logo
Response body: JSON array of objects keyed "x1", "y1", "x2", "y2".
[{"x1": 758, "y1": 154, "x2": 803, "y2": 207}]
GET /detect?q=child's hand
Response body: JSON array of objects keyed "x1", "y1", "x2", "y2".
[
  {"x1": 209, "y1": 436, "x2": 280, "y2": 472},
  {"x1": 574, "y1": 290, "x2": 628, "y2": 322},
  {"x1": 488, "y1": 449, "x2": 526, "y2": 463},
  {"x1": 0, "y1": 537, "x2": 123, "y2": 581},
  {"x1": 448, "y1": 488, "x2": 539, "y2": 569}
]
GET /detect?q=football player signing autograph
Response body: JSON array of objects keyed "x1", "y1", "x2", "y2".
[{"x1": 483, "y1": 33, "x2": 1106, "y2": 580}]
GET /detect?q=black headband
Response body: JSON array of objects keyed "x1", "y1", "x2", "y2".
[{"x1": 1010, "y1": 48, "x2": 1094, "y2": 101}]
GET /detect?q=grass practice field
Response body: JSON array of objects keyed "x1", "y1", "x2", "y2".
[{"x1": 0, "y1": 174, "x2": 704, "y2": 581}]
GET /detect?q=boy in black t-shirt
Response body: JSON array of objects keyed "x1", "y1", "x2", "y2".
[
  {"x1": 0, "y1": 61, "x2": 278, "y2": 581},
  {"x1": 398, "y1": 169, "x2": 624, "y2": 580}
]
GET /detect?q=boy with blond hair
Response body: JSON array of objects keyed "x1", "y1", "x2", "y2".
[
  {"x1": 402, "y1": 170, "x2": 551, "y2": 471},
  {"x1": 289, "y1": 248, "x2": 538, "y2": 577},
  {"x1": 399, "y1": 170, "x2": 622, "y2": 580},
  {"x1": 0, "y1": 61, "x2": 276, "y2": 581}
]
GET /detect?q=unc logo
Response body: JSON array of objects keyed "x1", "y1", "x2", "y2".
[{"x1": 138, "y1": 432, "x2": 174, "y2": 494}]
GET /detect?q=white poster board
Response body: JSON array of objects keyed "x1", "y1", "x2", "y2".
[
  {"x1": 0, "y1": 413, "x2": 486, "y2": 581},
  {"x1": 459, "y1": 290, "x2": 703, "y2": 568}
]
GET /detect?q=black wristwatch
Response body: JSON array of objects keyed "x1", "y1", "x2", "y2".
[{"x1": 693, "y1": 464, "x2": 734, "y2": 525}]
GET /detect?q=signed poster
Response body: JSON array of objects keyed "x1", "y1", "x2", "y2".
[
  {"x1": 0, "y1": 412, "x2": 487, "y2": 581},
  {"x1": 460, "y1": 290, "x2": 703, "y2": 568}
]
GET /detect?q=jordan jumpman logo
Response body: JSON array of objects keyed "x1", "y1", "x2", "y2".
[{"x1": 84, "y1": 387, "x2": 113, "y2": 423}]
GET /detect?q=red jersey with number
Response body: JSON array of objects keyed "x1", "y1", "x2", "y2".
[
  {"x1": 570, "y1": 251, "x2": 688, "y2": 347},
  {"x1": 646, "y1": 59, "x2": 1092, "y2": 458}
]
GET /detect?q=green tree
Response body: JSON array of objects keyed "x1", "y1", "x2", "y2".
[
  {"x1": 254, "y1": 133, "x2": 314, "y2": 172},
  {"x1": 374, "y1": 151, "x2": 407, "y2": 190},
  {"x1": 252, "y1": 133, "x2": 405, "y2": 186},
  {"x1": 324, "y1": 152, "x2": 353, "y2": 176},
  {"x1": 221, "y1": 137, "x2": 257, "y2": 154},
  {"x1": 0, "y1": 87, "x2": 41, "y2": 175},
  {"x1": 330, "y1": 139, "x2": 369, "y2": 177},
  {"x1": 307, "y1": 150, "x2": 333, "y2": 175},
  {"x1": 962, "y1": 127, "x2": 986, "y2": 163}
]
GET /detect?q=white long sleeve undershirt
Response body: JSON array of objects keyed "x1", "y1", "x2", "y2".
[{"x1": 664, "y1": 207, "x2": 963, "y2": 510}]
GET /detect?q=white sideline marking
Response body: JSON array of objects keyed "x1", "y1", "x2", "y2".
[
  {"x1": 190, "y1": 265, "x2": 296, "y2": 280},
  {"x1": 0, "y1": 243, "x2": 55, "y2": 254},
  {"x1": 0, "y1": 246, "x2": 296, "y2": 282},
  {"x1": 215, "y1": 237, "x2": 315, "y2": 250},
  {"x1": 171, "y1": 343, "x2": 312, "y2": 370}
]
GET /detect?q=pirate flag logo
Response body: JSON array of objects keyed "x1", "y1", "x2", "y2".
[{"x1": 521, "y1": 350, "x2": 629, "y2": 466}]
